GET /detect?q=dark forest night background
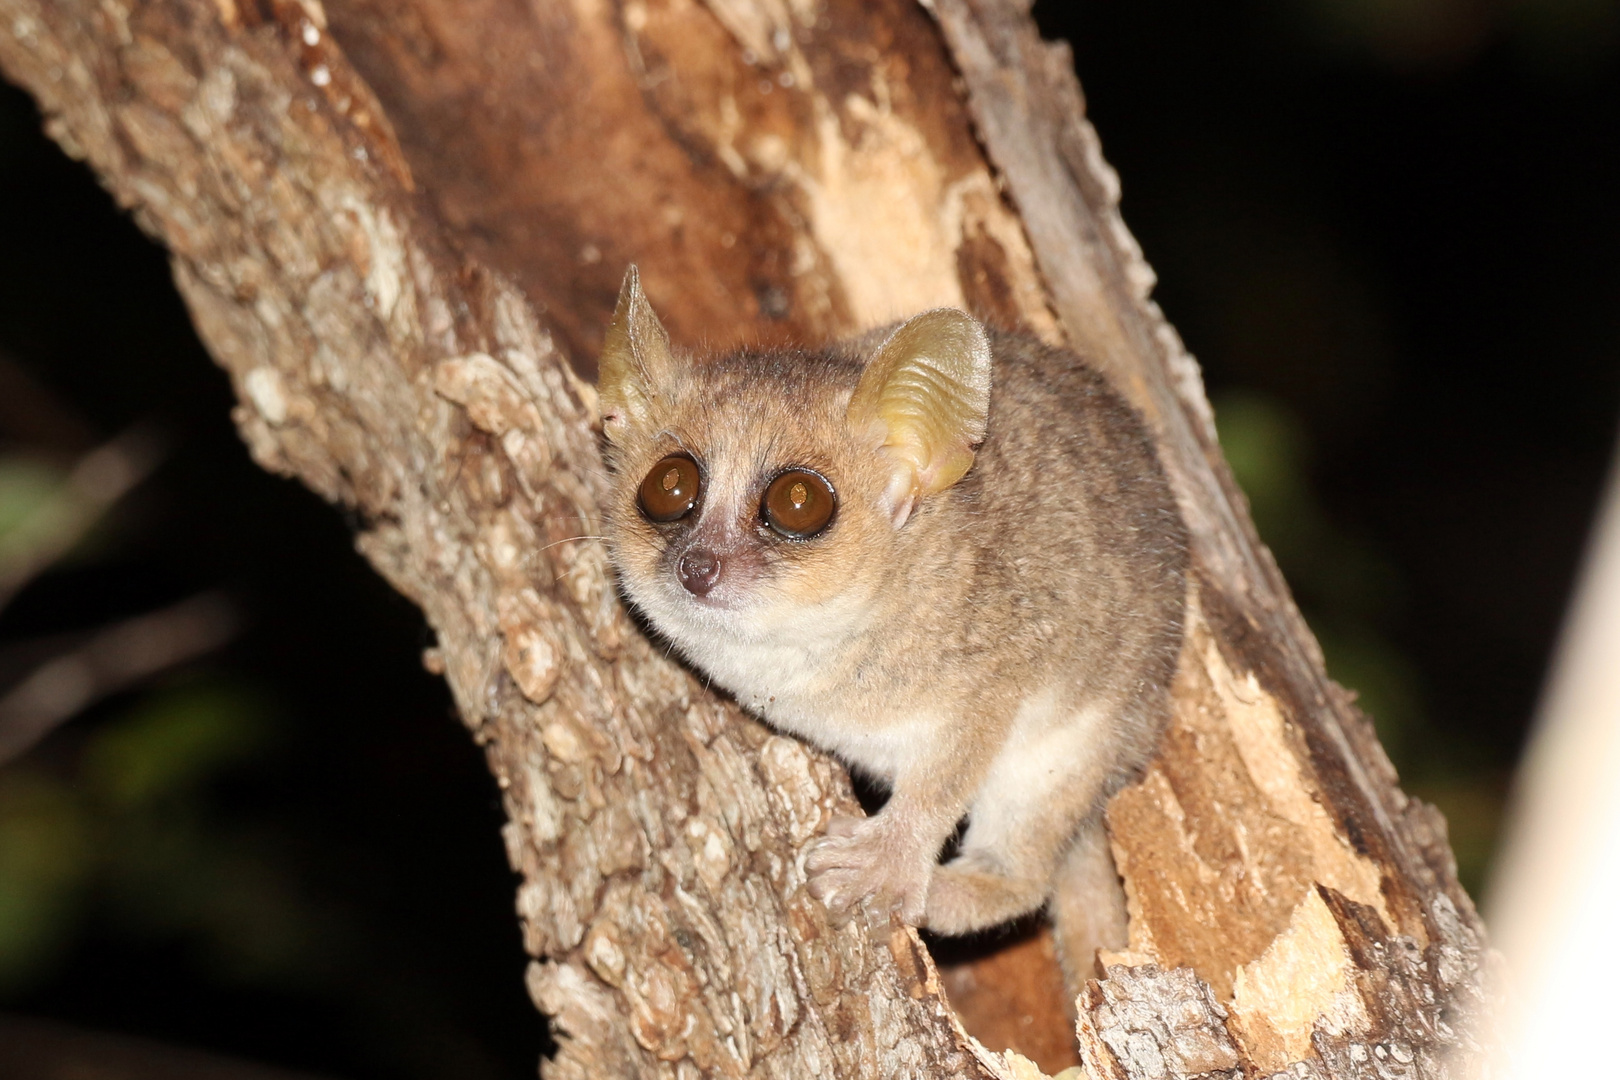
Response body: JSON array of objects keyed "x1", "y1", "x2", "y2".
[{"x1": 0, "y1": 1, "x2": 1615, "y2": 1077}]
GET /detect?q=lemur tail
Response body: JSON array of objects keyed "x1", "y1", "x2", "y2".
[{"x1": 1048, "y1": 821, "x2": 1129, "y2": 1003}]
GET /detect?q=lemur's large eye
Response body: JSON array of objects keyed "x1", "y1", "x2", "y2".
[
  {"x1": 639, "y1": 454, "x2": 702, "y2": 523},
  {"x1": 762, "y1": 469, "x2": 836, "y2": 539}
]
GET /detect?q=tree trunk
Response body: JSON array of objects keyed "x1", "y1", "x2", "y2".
[{"x1": 0, "y1": 1, "x2": 1498, "y2": 1076}]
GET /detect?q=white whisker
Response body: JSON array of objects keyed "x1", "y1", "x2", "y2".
[{"x1": 539, "y1": 535, "x2": 608, "y2": 552}]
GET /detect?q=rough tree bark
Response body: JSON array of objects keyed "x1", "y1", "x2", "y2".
[{"x1": 0, "y1": 1, "x2": 1499, "y2": 1076}]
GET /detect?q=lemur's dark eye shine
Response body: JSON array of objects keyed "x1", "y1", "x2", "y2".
[
  {"x1": 762, "y1": 469, "x2": 836, "y2": 539},
  {"x1": 639, "y1": 454, "x2": 702, "y2": 522}
]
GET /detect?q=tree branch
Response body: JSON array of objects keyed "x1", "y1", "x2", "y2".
[
  {"x1": 0, "y1": 427, "x2": 161, "y2": 608},
  {"x1": 0, "y1": 592, "x2": 238, "y2": 766},
  {"x1": 0, "y1": 0, "x2": 1496, "y2": 1075}
]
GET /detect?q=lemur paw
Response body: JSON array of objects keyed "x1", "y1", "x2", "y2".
[{"x1": 805, "y1": 813, "x2": 932, "y2": 923}]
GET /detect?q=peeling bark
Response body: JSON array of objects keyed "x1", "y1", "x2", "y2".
[{"x1": 0, "y1": 1, "x2": 1496, "y2": 1077}]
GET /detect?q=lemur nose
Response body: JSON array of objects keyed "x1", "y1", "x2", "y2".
[{"x1": 677, "y1": 548, "x2": 722, "y2": 596}]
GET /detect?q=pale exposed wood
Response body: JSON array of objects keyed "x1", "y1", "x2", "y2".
[{"x1": 0, "y1": 0, "x2": 1495, "y2": 1076}]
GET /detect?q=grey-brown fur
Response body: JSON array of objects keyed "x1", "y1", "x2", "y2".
[{"x1": 597, "y1": 268, "x2": 1187, "y2": 992}]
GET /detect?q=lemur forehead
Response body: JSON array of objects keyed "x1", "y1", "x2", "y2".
[
  {"x1": 651, "y1": 349, "x2": 861, "y2": 433},
  {"x1": 696, "y1": 346, "x2": 865, "y2": 393}
]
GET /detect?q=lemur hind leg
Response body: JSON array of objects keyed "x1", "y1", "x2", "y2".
[
  {"x1": 920, "y1": 790, "x2": 1082, "y2": 932},
  {"x1": 925, "y1": 811, "x2": 1129, "y2": 999},
  {"x1": 924, "y1": 698, "x2": 1121, "y2": 937},
  {"x1": 923, "y1": 852, "x2": 1048, "y2": 934},
  {"x1": 922, "y1": 780, "x2": 1083, "y2": 935}
]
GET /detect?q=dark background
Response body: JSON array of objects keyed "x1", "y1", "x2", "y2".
[{"x1": 0, "y1": 1, "x2": 1615, "y2": 1077}]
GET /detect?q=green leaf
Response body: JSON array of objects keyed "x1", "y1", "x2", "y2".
[{"x1": 84, "y1": 682, "x2": 271, "y2": 808}]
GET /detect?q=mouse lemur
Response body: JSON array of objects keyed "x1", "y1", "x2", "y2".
[{"x1": 597, "y1": 266, "x2": 1188, "y2": 988}]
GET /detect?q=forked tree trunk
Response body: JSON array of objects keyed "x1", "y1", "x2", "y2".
[{"x1": 0, "y1": 1, "x2": 1498, "y2": 1076}]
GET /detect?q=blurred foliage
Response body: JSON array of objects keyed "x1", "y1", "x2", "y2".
[
  {"x1": 0, "y1": 680, "x2": 292, "y2": 992},
  {"x1": 0, "y1": 459, "x2": 66, "y2": 539},
  {"x1": 0, "y1": 415, "x2": 538, "y2": 1080},
  {"x1": 0, "y1": 445, "x2": 331, "y2": 996},
  {"x1": 0, "y1": 772, "x2": 89, "y2": 987},
  {"x1": 85, "y1": 684, "x2": 270, "y2": 808}
]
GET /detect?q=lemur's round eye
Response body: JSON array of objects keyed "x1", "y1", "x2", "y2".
[
  {"x1": 762, "y1": 469, "x2": 836, "y2": 539},
  {"x1": 638, "y1": 454, "x2": 702, "y2": 523}
]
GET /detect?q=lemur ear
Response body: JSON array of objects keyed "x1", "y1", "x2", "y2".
[
  {"x1": 847, "y1": 309, "x2": 992, "y2": 525},
  {"x1": 598, "y1": 265, "x2": 675, "y2": 442}
]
